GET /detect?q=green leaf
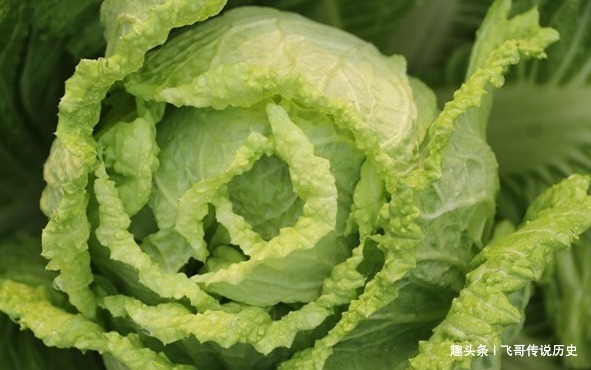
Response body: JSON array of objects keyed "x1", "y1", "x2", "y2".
[
  {"x1": 409, "y1": 175, "x2": 591, "y2": 370},
  {"x1": 0, "y1": 312, "x2": 105, "y2": 370},
  {"x1": 98, "y1": 239, "x2": 368, "y2": 357},
  {"x1": 485, "y1": 3, "x2": 591, "y2": 367},
  {"x1": 97, "y1": 100, "x2": 163, "y2": 216},
  {"x1": 40, "y1": 0, "x2": 227, "y2": 317},
  {"x1": 290, "y1": 1, "x2": 558, "y2": 367},
  {"x1": 490, "y1": 0, "x2": 591, "y2": 223},
  {"x1": 0, "y1": 279, "x2": 192, "y2": 370}
]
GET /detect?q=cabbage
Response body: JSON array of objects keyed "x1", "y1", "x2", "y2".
[{"x1": 0, "y1": 0, "x2": 589, "y2": 369}]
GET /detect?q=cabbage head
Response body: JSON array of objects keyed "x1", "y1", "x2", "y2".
[{"x1": 1, "y1": 0, "x2": 589, "y2": 369}]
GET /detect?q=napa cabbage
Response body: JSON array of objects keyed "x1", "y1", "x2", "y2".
[{"x1": 0, "y1": 0, "x2": 589, "y2": 369}]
